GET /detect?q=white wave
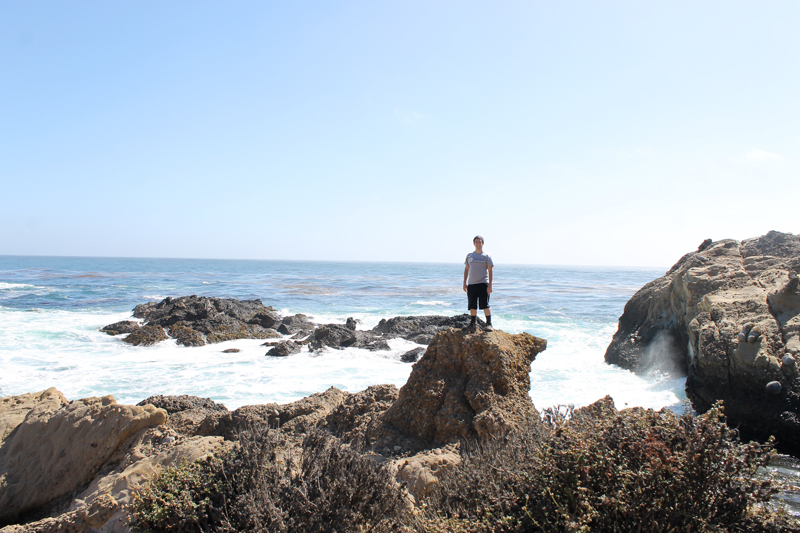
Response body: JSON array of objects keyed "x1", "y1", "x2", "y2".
[
  {"x1": 413, "y1": 300, "x2": 452, "y2": 306},
  {"x1": 0, "y1": 282, "x2": 35, "y2": 290},
  {"x1": 142, "y1": 295, "x2": 166, "y2": 300}
]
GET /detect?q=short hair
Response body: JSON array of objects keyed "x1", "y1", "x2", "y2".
[{"x1": 473, "y1": 235, "x2": 484, "y2": 243}]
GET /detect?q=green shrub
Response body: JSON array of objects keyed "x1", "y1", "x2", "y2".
[{"x1": 423, "y1": 401, "x2": 795, "y2": 533}]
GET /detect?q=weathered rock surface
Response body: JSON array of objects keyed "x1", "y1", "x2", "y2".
[
  {"x1": 400, "y1": 347, "x2": 425, "y2": 363},
  {"x1": 266, "y1": 340, "x2": 301, "y2": 357},
  {"x1": 0, "y1": 395, "x2": 167, "y2": 525},
  {"x1": 100, "y1": 321, "x2": 140, "y2": 336},
  {"x1": 115, "y1": 295, "x2": 283, "y2": 347},
  {"x1": 395, "y1": 444, "x2": 461, "y2": 502},
  {"x1": 0, "y1": 389, "x2": 67, "y2": 443},
  {"x1": 122, "y1": 324, "x2": 168, "y2": 346},
  {"x1": 136, "y1": 394, "x2": 228, "y2": 414},
  {"x1": 604, "y1": 231, "x2": 800, "y2": 452},
  {"x1": 371, "y1": 314, "x2": 485, "y2": 344},
  {"x1": 374, "y1": 329, "x2": 547, "y2": 449}
]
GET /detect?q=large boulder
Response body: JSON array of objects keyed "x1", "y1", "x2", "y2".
[
  {"x1": 0, "y1": 395, "x2": 167, "y2": 524},
  {"x1": 110, "y1": 296, "x2": 283, "y2": 347},
  {"x1": 374, "y1": 329, "x2": 547, "y2": 450},
  {"x1": 604, "y1": 231, "x2": 800, "y2": 452},
  {"x1": 0, "y1": 389, "x2": 67, "y2": 443}
]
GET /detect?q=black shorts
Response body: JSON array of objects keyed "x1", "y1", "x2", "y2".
[{"x1": 467, "y1": 283, "x2": 490, "y2": 310}]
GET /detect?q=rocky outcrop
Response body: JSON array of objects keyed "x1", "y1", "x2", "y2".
[
  {"x1": 0, "y1": 325, "x2": 550, "y2": 530},
  {"x1": 605, "y1": 231, "x2": 800, "y2": 452},
  {"x1": 370, "y1": 329, "x2": 547, "y2": 450},
  {"x1": 371, "y1": 314, "x2": 485, "y2": 344},
  {"x1": 115, "y1": 295, "x2": 283, "y2": 347},
  {"x1": 0, "y1": 395, "x2": 167, "y2": 525}
]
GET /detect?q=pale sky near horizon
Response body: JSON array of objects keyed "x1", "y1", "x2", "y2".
[{"x1": 1, "y1": 2, "x2": 798, "y2": 267}]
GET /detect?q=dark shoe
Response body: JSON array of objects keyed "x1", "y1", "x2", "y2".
[
  {"x1": 484, "y1": 325, "x2": 494, "y2": 332},
  {"x1": 463, "y1": 324, "x2": 477, "y2": 333}
]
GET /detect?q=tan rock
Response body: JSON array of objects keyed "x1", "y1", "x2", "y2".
[
  {"x1": 0, "y1": 395, "x2": 167, "y2": 524},
  {"x1": 0, "y1": 388, "x2": 67, "y2": 444},
  {"x1": 0, "y1": 494, "x2": 118, "y2": 533},
  {"x1": 395, "y1": 444, "x2": 461, "y2": 502},
  {"x1": 72, "y1": 427, "x2": 226, "y2": 533},
  {"x1": 604, "y1": 231, "x2": 800, "y2": 452},
  {"x1": 378, "y1": 329, "x2": 546, "y2": 448}
]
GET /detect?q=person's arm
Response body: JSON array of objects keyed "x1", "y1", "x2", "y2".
[
  {"x1": 463, "y1": 264, "x2": 469, "y2": 292},
  {"x1": 487, "y1": 264, "x2": 493, "y2": 294}
]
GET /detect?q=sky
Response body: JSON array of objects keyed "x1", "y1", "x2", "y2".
[{"x1": 1, "y1": 1, "x2": 798, "y2": 267}]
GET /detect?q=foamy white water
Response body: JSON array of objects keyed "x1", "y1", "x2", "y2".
[{"x1": 0, "y1": 257, "x2": 683, "y2": 412}]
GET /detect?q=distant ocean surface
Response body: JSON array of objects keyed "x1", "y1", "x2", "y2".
[{"x1": 0, "y1": 256, "x2": 684, "y2": 412}]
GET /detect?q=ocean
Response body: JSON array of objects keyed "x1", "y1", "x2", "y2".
[{"x1": 0, "y1": 255, "x2": 684, "y2": 412}]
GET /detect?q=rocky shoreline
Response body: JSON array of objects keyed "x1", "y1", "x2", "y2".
[
  {"x1": 605, "y1": 230, "x2": 800, "y2": 454},
  {"x1": 0, "y1": 328, "x2": 546, "y2": 532},
  {"x1": 101, "y1": 295, "x2": 487, "y2": 361}
]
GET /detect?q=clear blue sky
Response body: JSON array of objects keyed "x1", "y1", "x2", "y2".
[{"x1": 2, "y1": 2, "x2": 798, "y2": 266}]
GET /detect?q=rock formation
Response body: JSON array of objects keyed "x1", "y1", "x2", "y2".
[
  {"x1": 605, "y1": 231, "x2": 800, "y2": 452},
  {"x1": 0, "y1": 326, "x2": 548, "y2": 529}
]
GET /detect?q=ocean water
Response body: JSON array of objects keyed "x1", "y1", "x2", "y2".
[{"x1": 0, "y1": 255, "x2": 684, "y2": 412}]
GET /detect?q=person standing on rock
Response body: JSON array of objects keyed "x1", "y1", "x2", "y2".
[{"x1": 463, "y1": 235, "x2": 494, "y2": 333}]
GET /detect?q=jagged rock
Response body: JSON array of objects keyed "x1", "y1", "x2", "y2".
[
  {"x1": 110, "y1": 296, "x2": 283, "y2": 347},
  {"x1": 282, "y1": 314, "x2": 313, "y2": 327},
  {"x1": 136, "y1": 394, "x2": 228, "y2": 414},
  {"x1": 309, "y1": 323, "x2": 375, "y2": 351},
  {"x1": 266, "y1": 340, "x2": 301, "y2": 357},
  {"x1": 0, "y1": 494, "x2": 118, "y2": 533},
  {"x1": 371, "y1": 314, "x2": 485, "y2": 341},
  {"x1": 345, "y1": 317, "x2": 358, "y2": 330},
  {"x1": 0, "y1": 395, "x2": 167, "y2": 524},
  {"x1": 247, "y1": 310, "x2": 282, "y2": 329},
  {"x1": 0, "y1": 388, "x2": 68, "y2": 443},
  {"x1": 322, "y1": 385, "x2": 399, "y2": 446},
  {"x1": 122, "y1": 324, "x2": 168, "y2": 346},
  {"x1": 367, "y1": 340, "x2": 392, "y2": 351},
  {"x1": 604, "y1": 231, "x2": 800, "y2": 452},
  {"x1": 168, "y1": 324, "x2": 205, "y2": 346},
  {"x1": 400, "y1": 347, "x2": 425, "y2": 363},
  {"x1": 222, "y1": 348, "x2": 240, "y2": 353},
  {"x1": 371, "y1": 329, "x2": 546, "y2": 450},
  {"x1": 228, "y1": 387, "x2": 349, "y2": 437},
  {"x1": 99, "y1": 320, "x2": 140, "y2": 336}
]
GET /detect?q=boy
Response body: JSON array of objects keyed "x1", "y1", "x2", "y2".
[{"x1": 463, "y1": 235, "x2": 493, "y2": 333}]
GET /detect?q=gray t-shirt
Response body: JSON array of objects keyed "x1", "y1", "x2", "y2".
[{"x1": 465, "y1": 252, "x2": 494, "y2": 285}]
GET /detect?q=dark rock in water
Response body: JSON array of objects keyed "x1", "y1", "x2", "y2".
[
  {"x1": 605, "y1": 230, "x2": 800, "y2": 454},
  {"x1": 109, "y1": 295, "x2": 283, "y2": 347},
  {"x1": 222, "y1": 348, "x2": 240, "y2": 353},
  {"x1": 401, "y1": 347, "x2": 425, "y2": 363},
  {"x1": 282, "y1": 314, "x2": 313, "y2": 327},
  {"x1": 309, "y1": 323, "x2": 385, "y2": 351},
  {"x1": 367, "y1": 340, "x2": 392, "y2": 351},
  {"x1": 100, "y1": 320, "x2": 140, "y2": 336},
  {"x1": 247, "y1": 310, "x2": 282, "y2": 329},
  {"x1": 371, "y1": 314, "x2": 484, "y2": 341},
  {"x1": 409, "y1": 333, "x2": 435, "y2": 345},
  {"x1": 169, "y1": 324, "x2": 206, "y2": 347},
  {"x1": 266, "y1": 340, "x2": 301, "y2": 357},
  {"x1": 137, "y1": 394, "x2": 228, "y2": 414},
  {"x1": 277, "y1": 323, "x2": 314, "y2": 336},
  {"x1": 123, "y1": 324, "x2": 168, "y2": 346},
  {"x1": 346, "y1": 317, "x2": 358, "y2": 330}
]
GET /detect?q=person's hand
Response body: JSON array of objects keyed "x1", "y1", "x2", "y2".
[
  {"x1": 463, "y1": 283, "x2": 467, "y2": 292},
  {"x1": 487, "y1": 284, "x2": 492, "y2": 294}
]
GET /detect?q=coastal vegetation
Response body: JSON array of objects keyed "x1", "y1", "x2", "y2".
[{"x1": 129, "y1": 401, "x2": 798, "y2": 533}]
